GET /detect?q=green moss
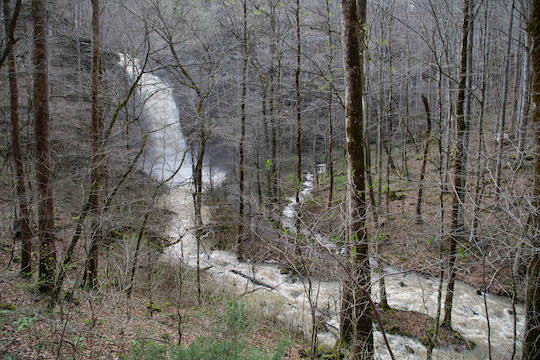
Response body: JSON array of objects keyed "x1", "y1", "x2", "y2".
[{"x1": 146, "y1": 302, "x2": 162, "y2": 314}]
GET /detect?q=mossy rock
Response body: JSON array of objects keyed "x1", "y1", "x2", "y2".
[{"x1": 315, "y1": 344, "x2": 344, "y2": 359}]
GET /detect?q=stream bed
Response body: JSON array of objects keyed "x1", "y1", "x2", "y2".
[
  {"x1": 161, "y1": 183, "x2": 524, "y2": 360},
  {"x1": 119, "y1": 55, "x2": 525, "y2": 359}
]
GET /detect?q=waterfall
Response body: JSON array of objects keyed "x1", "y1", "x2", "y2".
[{"x1": 118, "y1": 53, "x2": 192, "y2": 184}]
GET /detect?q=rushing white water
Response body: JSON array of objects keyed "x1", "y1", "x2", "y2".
[
  {"x1": 120, "y1": 52, "x2": 525, "y2": 359},
  {"x1": 161, "y1": 177, "x2": 524, "y2": 360},
  {"x1": 118, "y1": 54, "x2": 192, "y2": 183}
]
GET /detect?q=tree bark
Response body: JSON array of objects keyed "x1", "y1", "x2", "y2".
[
  {"x1": 442, "y1": 0, "x2": 470, "y2": 330},
  {"x1": 4, "y1": 0, "x2": 32, "y2": 277},
  {"x1": 415, "y1": 94, "x2": 432, "y2": 223},
  {"x1": 295, "y1": 0, "x2": 302, "y2": 209},
  {"x1": 518, "y1": 33, "x2": 532, "y2": 163},
  {"x1": 511, "y1": 31, "x2": 523, "y2": 136},
  {"x1": 0, "y1": 0, "x2": 21, "y2": 69},
  {"x1": 33, "y1": 0, "x2": 56, "y2": 294},
  {"x1": 340, "y1": 0, "x2": 373, "y2": 358},
  {"x1": 238, "y1": 0, "x2": 247, "y2": 257},
  {"x1": 495, "y1": 0, "x2": 515, "y2": 201},
  {"x1": 523, "y1": 0, "x2": 540, "y2": 357},
  {"x1": 85, "y1": 0, "x2": 104, "y2": 289},
  {"x1": 324, "y1": 0, "x2": 333, "y2": 208}
]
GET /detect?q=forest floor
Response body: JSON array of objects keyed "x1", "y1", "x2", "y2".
[
  {"x1": 0, "y1": 240, "x2": 303, "y2": 359},
  {"x1": 302, "y1": 142, "x2": 532, "y2": 304}
]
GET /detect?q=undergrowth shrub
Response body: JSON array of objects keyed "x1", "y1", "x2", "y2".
[{"x1": 127, "y1": 300, "x2": 289, "y2": 360}]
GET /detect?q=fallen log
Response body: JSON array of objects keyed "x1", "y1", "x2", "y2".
[{"x1": 229, "y1": 269, "x2": 274, "y2": 290}]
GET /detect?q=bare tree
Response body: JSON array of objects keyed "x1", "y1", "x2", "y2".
[
  {"x1": 523, "y1": 0, "x2": 540, "y2": 357},
  {"x1": 495, "y1": 0, "x2": 515, "y2": 201},
  {"x1": 0, "y1": 0, "x2": 21, "y2": 69},
  {"x1": 33, "y1": 0, "x2": 56, "y2": 294},
  {"x1": 340, "y1": 0, "x2": 373, "y2": 358},
  {"x1": 295, "y1": 0, "x2": 302, "y2": 209},
  {"x1": 85, "y1": 0, "x2": 104, "y2": 289},
  {"x1": 415, "y1": 94, "x2": 432, "y2": 223},
  {"x1": 3, "y1": 0, "x2": 32, "y2": 277},
  {"x1": 442, "y1": 0, "x2": 471, "y2": 330}
]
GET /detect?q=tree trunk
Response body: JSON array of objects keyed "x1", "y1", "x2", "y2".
[
  {"x1": 269, "y1": 11, "x2": 278, "y2": 202},
  {"x1": 442, "y1": 0, "x2": 470, "y2": 330},
  {"x1": 511, "y1": 31, "x2": 523, "y2": 136},
  {"x1": 470, "y1": 2, "x2": 490, "y2": 245},
  {"x1": 340, "y1": 1, "x2": 373, "y2": 358},
  {"x1": 0, "y1": 0, "x2": 21, "y2": 69},
  {"x1": 4, "y1": 0, "x2": 32, "y2": 277},
  {"x1": 495, "y1": 0, "x2": 515, "y2": 201},
  {"x1": 194, "y1": 109, "x2": 207, "y2": 305},
  {"x1": 462, "y1": 0, "x2": 474, "y2": 200},
  {"x1": 415, "y1": 94, "x2": 432, "y2": 223},
  {"x1": 85, "y1": 0, "x2": 103, "y2": 289},
  {"x1": 295, "y1": 0, "x2": 302, "y2": 215},
  {"x1": 518, "y1": 33, "x2": 532, "y2": 163},
  {"x1": 238, "y1": 0, "x2": 247, "y2": 257},
  {"x1": 523, "y1": 0, "x2": 540, "y2": 357},
  {"x1": 326, "y1": 88, "x2": 334, "y2": 208},
  {"x1": 33, "y1": 0, "x2": 56, "y2": 294}
]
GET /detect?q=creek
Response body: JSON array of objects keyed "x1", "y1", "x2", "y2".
[{"x1": 119, "y1": 55, "x2": 524, "y2": 360}]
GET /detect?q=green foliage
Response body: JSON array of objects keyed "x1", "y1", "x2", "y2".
[
  {"x1": 14, "y1": 315, "x2": 36, "y2": 331},
  {"x1": 223, "y1": 300, "x2": 247, "y2": 334},
  {"x1": 128, "y1": 335, "x2": 287, "y2": 360},
  {"x1": 127, "y1": 300, "x2": 289, "y2": 360}
]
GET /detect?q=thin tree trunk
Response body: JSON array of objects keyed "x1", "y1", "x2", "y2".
[
  {"x1": 511, "y1": 31, "x2": 523, "y2": 136},
  {"x1": 324, "y1": 0, "x2": 334, "y2": 208},
  {"x1": 194, "y1": 111, "x2": 206, "y2": 305},
  {"x1": 415, "y1": 94, "x2": 432, "y2": 224},
  {"x1": 270, "y1": 11, "x2": 278, "y2": 202},
  {"x1": 126, "y1": 211, "x2": 150, "y2": 298},
  {"x1": 326, "y1": 89, "x2": 334, "y2": 208},
  {"x1": 518, "y1": 34, "x2": 532, "y2": 164},
  {"x1": 470, "y1": 1, "x2": 490, "y2": 244},
  {"x1": 33, "y1": 0, "x2": 56, "y2": 294},
  {"x1": 442, "y1": 0, "x2": 470, "y2": 330},
  {"x1": 238, "y1": 0, "x2": 247, "y2": 257},
  {"x1": 495, "y1": 0, "x2": 515, "y2": 201},
  {"x1": 0, "y1": 0, "x2": 21, "y2": 69},
  {"x1": 523, "y1": 1, "x2": 540, "y2": 357},
  {"x1": 462, "y1": 0, "x2": 474, "y2": 199},
  {"x1": 364, "y1": 69, "x2": 378, "y2": 227},
  {"x1": 295, "y1": 0, "x2": 302, "y2": 212},
  {"x1": 85, "y1": 0, "x2": 103, "y2": 289},
  {"x1": 4, "y1": 0, "x2": 32, "y2": 277}
]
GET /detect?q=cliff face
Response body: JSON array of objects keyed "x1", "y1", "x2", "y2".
[{"x1": 0, "y1": 15, "x2": 168, "y2": 250}]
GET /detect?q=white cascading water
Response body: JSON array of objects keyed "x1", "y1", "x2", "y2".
[
  {"x1": 118, "y1": 53, "x2": 192, "y2": 183},
  {"x1": 119, "y1": 54, "x2": 525, "y2": 359}
]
